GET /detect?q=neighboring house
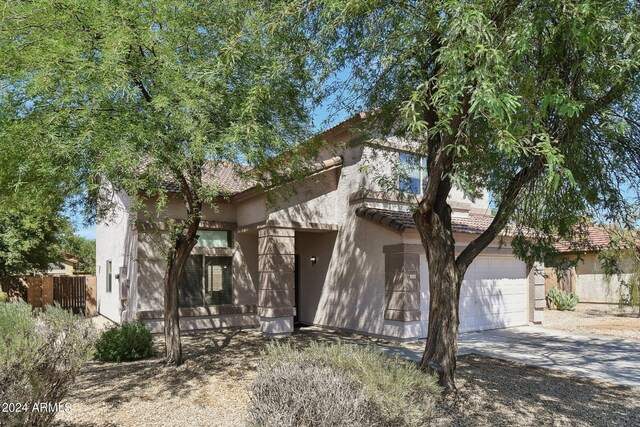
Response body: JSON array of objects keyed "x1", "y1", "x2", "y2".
[
  {"x1": 551, "y1": 227, "x2": 636, "y2": 304},
  {"x1": 96, "y1": 114, "x2": 545, "y2": 340},
  {"x1": 48, "y1": 258, "x2": 78, "y2": 276}
]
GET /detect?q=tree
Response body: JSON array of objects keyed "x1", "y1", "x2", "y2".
[
  {"x1": 304, "y1": 0, "x2": 640, "y2": 389},
  {"x1": 0, "y1": 203, "x2": 67, "y2": 276},
  {"x1": 1, "y1": 1, "x2": 318, "y2": 364},
  {"x1": 60, "y1": 231, "x2": 96, "y2": 275}
]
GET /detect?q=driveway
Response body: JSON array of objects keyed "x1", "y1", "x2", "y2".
[{"x1": 380, "y1": 326, "x2": 640, "y2": 388}]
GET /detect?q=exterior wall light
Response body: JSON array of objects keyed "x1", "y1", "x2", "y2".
[{"x1": 310, "y1": 256, "x2": 317, "y2": 266}]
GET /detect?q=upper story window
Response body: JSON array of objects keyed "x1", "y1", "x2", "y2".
[{"x1": 398, "y1": 152, "x2": 426, "y2": 194}]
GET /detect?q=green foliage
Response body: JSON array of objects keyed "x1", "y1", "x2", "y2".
[
  {"x1": 546, "y1": 286, "x2": 580, "y2": 311},
  {"x1": 0, "y1": 291, "x2": 7, "y2": 302},
  {"x1": 60, "y1": 232, "x2": 96, "y2": 275},
  {"x1": 95, "y1": 321, "x2": 154, "y2": 362},
  {"x1": 599, "y1": 230, "x2": 640, "y2": 314},
  {"x1": 0, "y1": 0, "x2": 320, "y2": 221},
  {"x1": 0, "y1": 301, "x2": 97, "y2": 427},
  {"x1": 301, "y1": 0, "x2": 640, "y2": 257},
  {"x1": 249, "y1": 342, "x2": 440, "y2": 427},
  {"x1": 0, "y1": 202, "x2": 94, "y2": 276},
  {"x1": 0, "y1": 203, "x2": 69, "y2": 276}
]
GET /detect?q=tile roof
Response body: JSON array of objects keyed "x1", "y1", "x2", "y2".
[
  {"x1": 553, "y1": 226, "x2": 639, "y2": 252},
  {"x1": 355, "y1": 206, "x2": 501, "y2": 235}
]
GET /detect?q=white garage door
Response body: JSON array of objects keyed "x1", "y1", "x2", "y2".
[{"x1": 459, "y1": 256, "x2": 529, "y2": 333}]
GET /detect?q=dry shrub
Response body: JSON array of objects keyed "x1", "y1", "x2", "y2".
[
  {"x1": 248, "y1": 342, "x2": 441, "y2": 427},
  {"x1": 0, "y1": 301, "x2": 97, "y2": 427}
]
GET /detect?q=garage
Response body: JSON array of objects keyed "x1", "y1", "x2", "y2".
[{"x1": 459, "y1": 255, "x2": 529, "y2": 332}]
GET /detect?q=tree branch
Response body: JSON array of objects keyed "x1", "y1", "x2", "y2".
[
  {"x1": 133, "y1": 78, "x2": 152, "y2": 103},
  {"x1": 456, "y1": 159, "x2": 545, "y2": 273}
]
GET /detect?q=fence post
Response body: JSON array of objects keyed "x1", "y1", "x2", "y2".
[
  {"x1": 25, "y1": 277, "x2": 43, "y2": 310},
  {"x1": 85, "y1": 276, "x2": 97, "y2": 316},
  {"x1": 42, "y1": 276, "x2": 54, "y2": 308}
]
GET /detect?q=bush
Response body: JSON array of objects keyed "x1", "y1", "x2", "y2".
[
  {"x1": 0, "y1": 301, "x2": 97, "y2": 427},
  {"x1": 95, "y1": 321, "x2": 154, "y2": 362},
  {"x1": 0, "y1": 290, "x2": 7, "y2": 302},
  {"x1": 248, "y1": 342, "x2": 441, "y2": 427},
  {"x1": 546, "y1": 286, "x2": 580, "y2": 311}
]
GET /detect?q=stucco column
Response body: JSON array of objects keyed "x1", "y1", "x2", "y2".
[
  {"x1": 529, "y1": 261, "x2": 545, "y2": 324},
  {"x1": 258, "y1": 226, "x2": 296, "y2": 337}
]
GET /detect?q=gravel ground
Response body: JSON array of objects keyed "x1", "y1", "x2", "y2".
[
  {"x1": 53, "y1": 326, "x2": 640, "y2": 427},
  {"x1": 439, "y1": 354, "x2": 640, "y2": 427},
  {"x1": 543, "y1": 303, "x2": 640, "y2": 340}
]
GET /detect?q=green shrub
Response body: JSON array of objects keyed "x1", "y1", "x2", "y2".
[
  {"x1": 0, "y1": 301, "x2": 97, "y2": 427},
  {"x1": 248, "y1": 342, "x2": 441, "y2": 427},
  {"x1": 0, "y1": 290, "x2": 7, "y2": 302},
  {"x1": 546, "y1": 285, "x2": 580, "y2": 311},
  {"x1": 95, "y1": 321, "x2": 154, "y2": 362}
]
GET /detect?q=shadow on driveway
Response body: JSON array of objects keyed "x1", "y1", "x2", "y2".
[{"x1": 380, "y1": 326, "x2": 640, "y2": 388}]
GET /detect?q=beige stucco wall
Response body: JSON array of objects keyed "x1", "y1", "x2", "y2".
[
  {"x1": 140, "y1": 194, "x2": 237, "y2": 223},
  {"x1": 295, "y1": 216, "x2": 404, "y2": 337},
  {"x1": 96, "y1": 187, "x2": 132, "y2": 323},
  {"x1": 573, "y1": 253, "x2": 633, "y2": 303}
]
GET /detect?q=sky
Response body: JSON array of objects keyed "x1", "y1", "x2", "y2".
[{"x1": 69, "y1": 210, "x2": 96, "y2": 240}]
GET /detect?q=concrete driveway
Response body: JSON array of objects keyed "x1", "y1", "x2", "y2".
[{"x1": 380, "y1": 326, "x2": 640, "y2": 388}]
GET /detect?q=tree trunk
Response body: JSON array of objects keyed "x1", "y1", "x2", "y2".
[
  {"x1": 163, "y1": 232, "x2": 199, "y2": 365},
  {"x1": 415, "y1": 205, "x2": 464, "y2": 391}
]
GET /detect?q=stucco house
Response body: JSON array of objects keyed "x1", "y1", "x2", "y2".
[
  {"x1": 550, "y1": 227, "x2": 637, "y2": 304},
  {"x1": 48, "y1": 258, "x2": 78, "y2": 276},
  {"x1": 96, "y1": 115, "x2": 545, "y2": 340}
]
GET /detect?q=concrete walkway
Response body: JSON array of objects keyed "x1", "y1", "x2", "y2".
[{"x1": 380, "y1": 326, "x2": 640, "y2": 388}]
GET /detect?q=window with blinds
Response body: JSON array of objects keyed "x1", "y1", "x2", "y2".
[{"x1": 178, "y1": 255, "x2": 233, "y2": 307}]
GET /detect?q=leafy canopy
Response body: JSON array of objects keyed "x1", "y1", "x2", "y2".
[
  {"x1": 304, "y1": 0, "x2": 640, "y2": 256},
  {"x1": 0, "y1": 0, "x2": 319, "y2": 226}
]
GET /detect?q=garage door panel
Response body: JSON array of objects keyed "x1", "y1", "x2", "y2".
[{"x1": 459, "y1": 255, "x2": 528, "y2": 331}]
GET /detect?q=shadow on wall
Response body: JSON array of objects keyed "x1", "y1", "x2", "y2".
[
  {"x1": 121, "y1": 223, "x2": 139, "y2": 321},
  {"x1": 136, "y1": 230, "x2": 170, "y2": 312}
]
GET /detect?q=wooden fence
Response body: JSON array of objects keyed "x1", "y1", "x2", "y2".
[
  {"x1": 53, "y1": 276, "x2": 87, "y2": 314},
  {"x1": 0, "y1": 275, "x2": 96, "y2": 315}
]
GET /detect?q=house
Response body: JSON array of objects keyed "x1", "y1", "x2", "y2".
[
  {"x1": 48, "y1": 258, "x2": 78, "y2": 276},
  {"x1": 550, "y1": 226, "x2": 637, "y2": 304},
  {"x1": 96, "y1": 114, "x2": 545, "y2": 340}
]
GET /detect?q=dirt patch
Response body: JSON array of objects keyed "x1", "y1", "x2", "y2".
[
  {"x1": 53, "y1": 328, "x2": 640, "y2": 427},
  {"x1": 544, "y1": 303, "x2": 640, "y2": 340}
]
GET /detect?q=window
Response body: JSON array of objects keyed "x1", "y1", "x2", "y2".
[
  {"x1": 398, "y1": 152, "x2": 426, "y2": 194},
  {"x1": 195, "y1": 230, "x2": 231, "y2": 248},
  {"x1": 178, "y1": 229, "x2": 234, "y2": 307},
  {"x1": 106, "y1": 260, "x2": 112, "y2": 293},
  {"x1": 178, "y1": 255, "x2": 233, "y2": 307}
]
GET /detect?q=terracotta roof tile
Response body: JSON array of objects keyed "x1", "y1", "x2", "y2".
[
  {"x1": 553, "y1": 226, "x2": 638, "y2": 252},
  {"x1": 355, "y1": 207, "x2": 504, "y2": 235}
]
